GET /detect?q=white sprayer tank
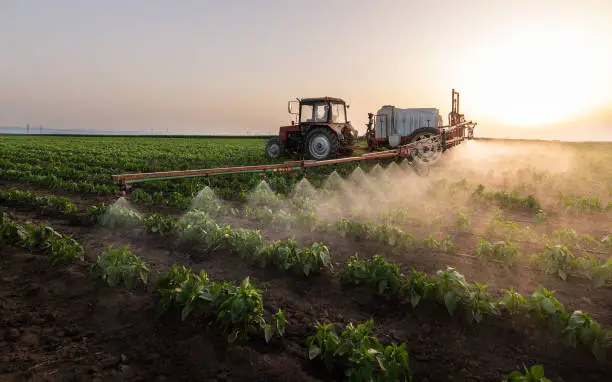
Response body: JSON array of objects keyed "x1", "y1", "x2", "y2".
[{"x1": 375, "y1": 106, "x2": 443, "y2": 141}]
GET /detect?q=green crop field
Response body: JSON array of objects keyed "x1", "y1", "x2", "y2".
[{"x1": 1, "y1": 134, "x2": 611, "y2": 381}]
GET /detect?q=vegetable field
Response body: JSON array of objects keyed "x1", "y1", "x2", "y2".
[{"x1": 1, "y1": 135, "x2": 611, "y2": 381}]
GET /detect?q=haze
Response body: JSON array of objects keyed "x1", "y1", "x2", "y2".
[{"x1": 1, "y1": 0, "x2": 611, "y2": 139}]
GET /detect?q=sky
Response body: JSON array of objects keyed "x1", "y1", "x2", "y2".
[{"x1": 1, "y1": 0, "x2": 611, "y2": 138}]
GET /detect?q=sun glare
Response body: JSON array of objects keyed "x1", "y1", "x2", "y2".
[{"x1": 466, "y1": 25, "x2": 609, "y2": 127}]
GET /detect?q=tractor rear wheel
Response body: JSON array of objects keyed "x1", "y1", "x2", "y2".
[
  {"x1": 265, "y1": 137, "x2": 284, "y2": 159},
  {"x1": 306, "y1": 128, "x2": 339, "y2": 161},
  {"x1": 409, "y1": 127, "x2": 443, "y2": 165}
]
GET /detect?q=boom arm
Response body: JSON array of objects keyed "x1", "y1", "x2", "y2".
[{"x1": 111, "y1": 123, "x2": 473, "y2": 190}]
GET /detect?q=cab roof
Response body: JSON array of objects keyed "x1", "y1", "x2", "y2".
[{"x1": 300, "y1": 97, "x2": 345, "y2": 104}]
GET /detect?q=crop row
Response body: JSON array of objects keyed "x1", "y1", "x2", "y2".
[
  {"x1": 89, "y1": 204, "x2": 612, "y2": 363},
  {"x1": 342, "y1": 254, "x2": 612, "y2": 362},
  {"x1": 230, "y1": 202, "x2": 612, "y2": 287},
  {"x1": 1, "y1": 184, "x2": 608, "y2": 289},
  {"x1": 92, "y1": 204, "x2": 332, "y2": 277},
  {"x1": 0, "y1": 212, "x2": 84, "y2": 265},
  {"x1": 0, "y1": 188, "x2": 78, "y2": 215},
  {"x1": 91, "y1": 193, "x2": 612, "y2": 289},
  {"x1": 0, "y1": 136, "x2": 364, "y2": 198}
]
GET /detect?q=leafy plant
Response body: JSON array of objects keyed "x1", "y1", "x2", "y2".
[
  {"x1": 456, "y1": 212, "x2": 471, "y2": 232},
  {"x1": 154, "y1": 266, "x2": 284, "y2": 343},
  {"x1": 399, "y1": 269, "x2": 434, "y2": 308},
  {"x1": 98, "y1": 204, "x2": 144, "y2": 228},
  {"x1": 307, "y1": 319, "x2": 413, "y2": 381},
  {"x1": 525, "y1": 285, "x2": 568, "y2": 333},
  {"x1": 563, "y1": 310, "x2": 611, "y2": 362},
  {"x1": 256, "y1": 239, "x2": 331, "y2": 276},
  {"x1": 342, "y1": 254, "x2": 402, "y2": 295},
  {"x1": 496, "y1": 288, "x2": 527, "y2": 316},
  {"x1": 475, "y1": 238, "x2": 519, "y2": 268},
  {"x1": 89, "y1": 245, "x2": 150, "y2": 288},
  {"x1": 215, "y1": 277, "x2": 265, "y2": 342},
  {"x1": 438, "y1": 236, "x2": 457, "y2": 254},
  {"x1": 536, "y1": 244, "x2": 576, "y2": 281},
  {"x1": 432, "y1": 267, "x2": 470, "y2": 317},
  {"x1": 0, "y1": 215, "x2": 83, "y2": 265},
  {"x1": 507, "y1": 364, "x2": 551, "y2": 382},
  {"x1": 143, "y1": 213, "x2": 176, "y2": 236},
  {"x1": 533, "y1": 210, "x2": 548, "y2": 224},
  {"x1": 264, "y1": 309, "x2": 287, "y2": 343},
  {"x1": 463, "y1": 282, "x2": 500, "y2": 324}
]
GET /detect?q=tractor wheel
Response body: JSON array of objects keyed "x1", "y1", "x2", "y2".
[
  {"x1": 265, "y1": 137, "x2": 284, "y2": 159},
  {"x1": 306, "y1": 128, "x2": 339, "y2": 161},
  {"x1": 409, "y1": 127, "x2": 443, "y2": 165}
]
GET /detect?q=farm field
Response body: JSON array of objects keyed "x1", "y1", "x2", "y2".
[{"x1": 1, "y1": 134, "x2": 612, "y2": 381}]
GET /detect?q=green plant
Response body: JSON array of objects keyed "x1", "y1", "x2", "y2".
[
  {"x1": 507, "y1": 364, "x2": 551, "y2": 382},
  {"x1": 601, "y1": 235, "x2": 612, "y2": 253},
  {"x1": 496, "y1": 288, "x2": 527, "y2": 316},
  {"x1": 154, "y1": 266, "x2": 284, "y2": 343},
  {"x1": 214, "y1": 277, "x2": 265, "y2": 342},
  {"x1": 438, "y1": 236, "x2": 457, "y2": 254},
  {"x1": 89, "y1": 245, "x2": 150, "y2": 288},
  {"x1": 342, "y1": 254, "x2": 402, "y2": 295},
  {"x1": 456, "y1": 212, "x2": 471, "y2": 232},
  {"x1": 533, "y1": 210, "x2": 548, "y2": 224},
  {"x1": 463, "y1": 282, "x2": 500, "y2": 324},
  {"x1": 0, "y1": 216, "x2": 83, "y2": 265},
  {"x1": 264, "y1": 309, "x2": 287, "y2": 343},
  {"x1": 306, "y1": 319, "x2": 413, "y2": 381},
  {"x1": 475, "y1": 238, "x2": 519, "y2": 268},
  {"x1": 432, "y1": 267, "x2": 470, "y2": 317},
  {"x1": 87, "y1": 203, "x2": 108, "y2": 222},
  {"x1": 563, "y1": 310, "x2": 611, "y2": 362},
  {"x1": 399, "y1": 269, "x2": 434, "y2": 308},
  {"x1": 143, "y1": 213, "x2": 176, "y2": 236},
  {"x1": 256, "y1": 239, "x2": 331, "y2": 276},
  {"x1": 562, "y1": 194, "x2": 604, "y2": 213},
  {"x1": 536, "y1": 245, "x2": 576, "y2": 281},
  {"x1": 98, "y1": 204, "x2": 143, "y2": 228},
  {"x1": 525, "y1": 285, "x2": 568, "y2": 333}
]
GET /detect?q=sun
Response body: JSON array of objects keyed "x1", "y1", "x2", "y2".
[{"x1": 464, "y1": 24, "x2": 609, "y2": 128}]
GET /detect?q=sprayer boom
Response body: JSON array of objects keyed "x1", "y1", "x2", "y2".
[{"x1": 112, "y1": 123, "x2": 473, "y2": 191}]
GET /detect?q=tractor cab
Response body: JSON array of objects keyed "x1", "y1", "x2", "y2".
[
  {"x1": 266, "y1": 96, "x2": 358, "y2": 161},
  {"x1": 289, "y1": 97, "x2": 348, "y2": 126}
]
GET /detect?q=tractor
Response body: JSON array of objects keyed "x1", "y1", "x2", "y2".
[
  {"x1": 265, "y1": 89, "x2": 475, "y2": 162},
  {"x1": 265, "y1": 97, "x2": 359, "y2": 161}
]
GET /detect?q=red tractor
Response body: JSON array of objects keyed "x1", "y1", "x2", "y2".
[{"x1": 265, "y1": 97, "x2": 359, "y2": 161}]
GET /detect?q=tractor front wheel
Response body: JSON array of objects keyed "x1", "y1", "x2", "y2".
[
  {"x1": 306, "y1": 128, "x2": 339, "y2": 161},
  {"x1": 265, "y1": 137, "x2": 284, "y2": 159}
]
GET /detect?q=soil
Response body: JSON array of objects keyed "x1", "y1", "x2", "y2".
[{"x1": 1, "y1": 194, "x2": 612, "y2": 381}]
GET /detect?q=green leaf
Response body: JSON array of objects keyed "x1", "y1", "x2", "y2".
[
  {"x1": 529, "y1": 364, "x2": 545, "y2": 379},
  {"x1": 378, "y1": 279, "x2": 388, "y2": 295},
  {"x1": 181, "y1": 304, "x2": 193, "y2": 321},
  {"x1": 541, "y1": 298, "x2": 557, "y2": 315},
  {"x1": 410, "y1": 293, "x2": 421, "y2": 308},
  {"x1": 308, "y1": 345, "x2": 321, "y2": 360},
  {"x1": 558, "y1": 269, "x2": 568, "y2": 281},
  {"x1": 264, "y1": 324, "x2": 275, "y2": 343},
  {"x1": 444, "y1": 291, "x2": 458, "y2": 316}
]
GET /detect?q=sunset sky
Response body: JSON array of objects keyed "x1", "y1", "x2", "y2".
[{"x1": 1, "y1": 0, "x2": 611, "y2": 138}]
